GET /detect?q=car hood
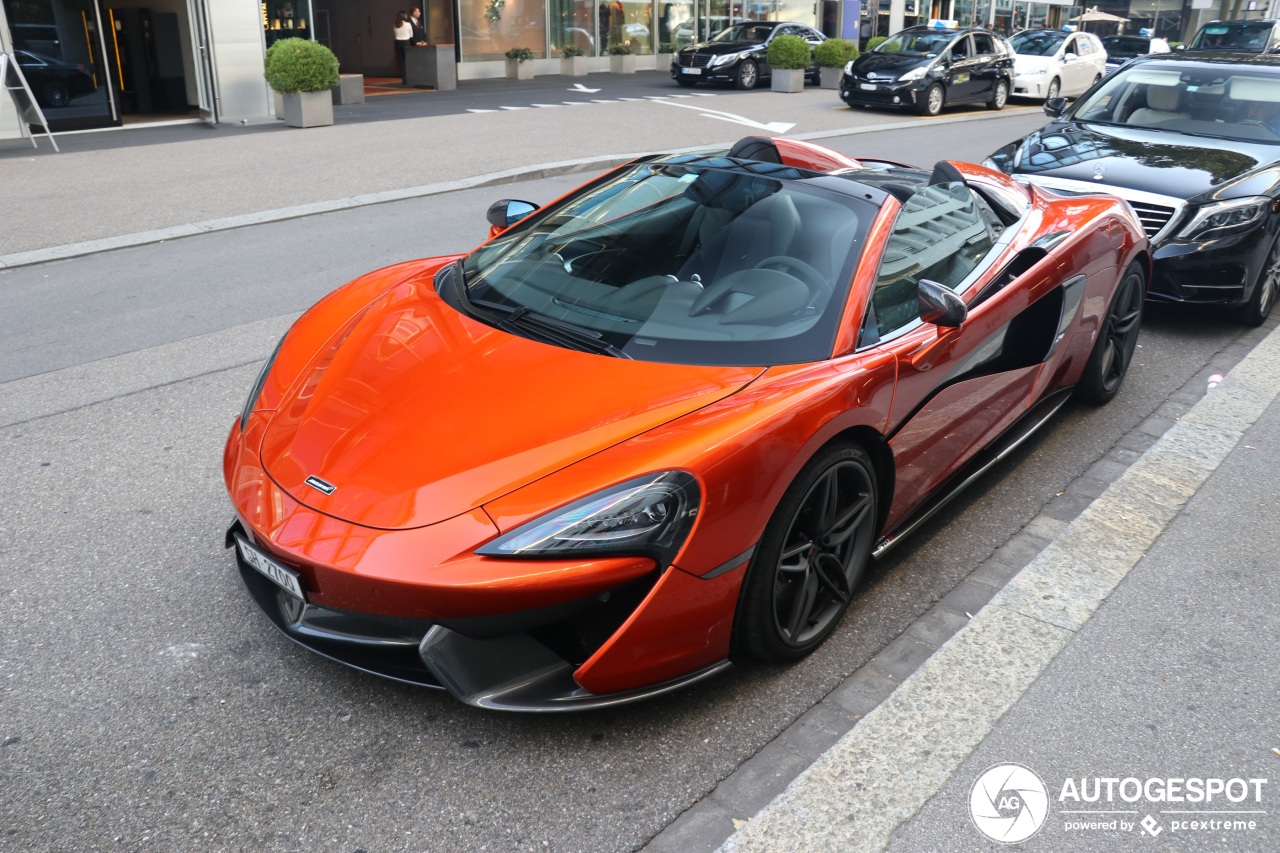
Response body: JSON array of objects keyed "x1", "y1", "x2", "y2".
[
  {"x1": 259, "y1": 277, "x2": 763, "y2": 530},
  {"x1": 1003, "y1": 121, "x2": 1280, "y2": 200},
  {"x1": 851, "y1": 52, "x2": 931, "y2": 76},
  {"x1": 681, "y1": 40, "x2": 763, "y2": 56}
]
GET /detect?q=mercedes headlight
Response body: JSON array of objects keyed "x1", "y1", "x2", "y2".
[
  {"x1": 710, "y1": 52, "x2": 743, "y2": 67},
  {"x1": 898, "y1": 66, "x2": 928, "y2": 83},
  {"x1": 479, "y1": 472, "x2": 701, "y2": 567},
  {"x1": 1177, "y1": 196, "x2": 1269, "y2": 242},
  {"x1": 240, "y1": 336, "x2": 285, "y2": 430}
]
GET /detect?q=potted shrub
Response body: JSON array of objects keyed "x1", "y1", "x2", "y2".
[
  {"x1": 505, "y1": 46, "x2": 535, "y2": 80},
  {"x1": 767, "y1": 34, "x2": 809, "y2": 93},
  {"x1": 264, "y1": 37, "x2": 340, "y2": 128},
  {"x1": 815, "y1": 38, "x2": 857, "y2": 89},
  {"x1": 609, "y1": 43, "x2": 635, "y2": 74},
  {"x1": 560, "y1": 44, "x2": 587, "y2": 77},
  {"x1": 657, "y1": 42, "x2": 677, "y2": 71},
  {"x1": 866, "y1": 36, "x2": 889, "y2": 52}
]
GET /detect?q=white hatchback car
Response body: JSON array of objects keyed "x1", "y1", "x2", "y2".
[{"x1": 1010, "y1": 29, "x2": 1107, "y2": 100}]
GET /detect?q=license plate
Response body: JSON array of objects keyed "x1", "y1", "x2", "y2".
[
  {"x1": 235, "y1": 535, "x2": 305, "y2": 601},
  {"x1": 859, "y1": 82, "x2": 877, "y2": 91},
  {"x1": 683, "y1": 67, "x2": 702, "y2": 75}
]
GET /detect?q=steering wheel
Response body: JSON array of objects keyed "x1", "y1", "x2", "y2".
[{"x1": 754, "y1": 255, "x2": 830, "y2": 303}]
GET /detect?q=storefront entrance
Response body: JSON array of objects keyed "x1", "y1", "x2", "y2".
[{"x1": 3, "y1": 0, "x2": 215, "y2": 131}]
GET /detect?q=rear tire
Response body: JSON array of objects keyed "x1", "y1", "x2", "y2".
[
  {"x1": 734, "y1": 443, "x2": 877, "y2": 662},
  {"x1": 43, "y1": 81, "x2": 71, "y2": 108},
  {"x1": 1076, "y1": 260, "x2": 1145, "y2": 405},
  {"x1": 988, "y1": 79, "x2": 1009, "y2": 110}
]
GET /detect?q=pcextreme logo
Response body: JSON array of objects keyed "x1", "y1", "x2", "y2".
[{"x1": 969, "y1": 764, "x2": 1269, "y2": 843}]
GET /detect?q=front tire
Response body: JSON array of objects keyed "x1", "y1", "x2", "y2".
[
  {"x1": 734, "y1": 443, "x2": 878, "y2": 662},
  {"x1": 735, "y1": 59, "x2": 759, "y2": 90},
  {"x1": 1076, "y1": 260, "x2": 1145, "y2": 404},
  {"x1": 988, "y1": 79, "x2": 1009, "y2": 110},
  {"x1": 1045, "y1": 77, "x2": 1061, "y2": 102},
  {"x1": 1233, "y1": 233, "x2": 1280, "y2": 326},
  {"x1": 918, "y1": 83, "x2": 944, "y2": 116}
]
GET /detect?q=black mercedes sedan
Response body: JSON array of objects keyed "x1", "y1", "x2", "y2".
[
  {"x1": 839, "y1": 26, "x2": 1014, "y2": 116},
  {"x1": 671, "y1": 21, "x2": 824, "y2": 90},
  {"x1": 985, "y1": 53, "x2": 1280, "y2": 325}
]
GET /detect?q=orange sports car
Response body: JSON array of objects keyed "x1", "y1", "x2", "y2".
[{"x1": 224, "y1": 137, "x2": 1148, "y2": 711}]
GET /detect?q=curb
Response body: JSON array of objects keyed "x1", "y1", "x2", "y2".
[
  {"x1": 0, "y1": 109, "x2": 1038, "y2": 270},
  {"x1": 708, "y1": 318, "x2": 1280, "y2": 852}
]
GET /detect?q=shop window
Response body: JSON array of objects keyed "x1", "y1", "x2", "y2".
[{"x1": 459, "y1": 0, "x2": 548, "y2": 60}]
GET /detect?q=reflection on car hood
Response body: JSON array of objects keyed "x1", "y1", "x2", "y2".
[
  {"x1": 260, "y1": 274, "x2": 763, "y2": 530},
  {"x1": 1013, "y1": 55, "x2": 1055, "y2": 73},
  {"x1": 1007, "y1": 121, "x2": 1277, "y2": 199},
  {"x1": 851, "y1": 52, "x2": 931, "y2": 75},
  {"x1": 681, "y1": 41, "x2": 763, "y2": 55}
]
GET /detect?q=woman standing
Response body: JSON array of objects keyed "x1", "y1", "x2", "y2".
[{"x1": 394, "y1": 11, "x2": 413, "y2": 83}]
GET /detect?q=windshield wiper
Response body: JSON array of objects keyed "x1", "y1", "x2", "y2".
[{"x1": 470, "y1": 293, "x2": 632, "y2": 360}]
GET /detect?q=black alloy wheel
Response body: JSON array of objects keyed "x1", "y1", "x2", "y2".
[
  {"x1": 1233, "y1": 233, "x2": 1280, "y2": 326},
  {"x1": 1076, "y1": 260, "x2": 1145, "y2": 404},
  {"x1": 1045, "y1": 77, "x2": 1061, "y2": 102},
  {"x1": 919, "y1": 82, "x2": 944, "y2": 116},
  {"x1": 988, "y1": 79, "x2": 1009, "y2": 110},
  {"x1": 43, "y1": 81, "x2": 71, "y2": 108},
  {"x1": 734, "y1": 443, "x2": 877, "y2": 662},
  {"x1": 735, "y1": 58, "x2": 759, "y2": 90}
]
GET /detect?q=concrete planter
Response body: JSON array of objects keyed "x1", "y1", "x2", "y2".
[
  {"x1": 819, "y1": 66, "x2": 843, "y2": 89},
  {"x1": 610, "y1": 54, "x2": 636, "y2": 74},
  {"x1": 331, "y1": 74, "x2": 364, "y2": 104},
  {"x1": 281, "y1": 90, "x2": 334, "y2": 127},
  {"x1": 656, "y1": 52, "x2": 674, "y2": 73},
  {"x1": 771, "y1": 67, "x2": 805, "y2": 93},
  {"x1": 561, "y1": 56, "x2": 588, "y2": 76},
  {"x1": 506, "y1": 58, "x2": 534, "y2": 79}
]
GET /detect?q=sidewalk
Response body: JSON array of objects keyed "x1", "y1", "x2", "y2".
[{"x1": 708, "y1": 320, "x2": 1280, "y2": 851}]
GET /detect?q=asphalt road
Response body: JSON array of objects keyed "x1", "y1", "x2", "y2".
[{"x1": 0, "y1": 114, "x2": 1255, "y2": 852}]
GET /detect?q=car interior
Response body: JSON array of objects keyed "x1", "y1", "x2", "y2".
[{"x1": 1078, "y1": 67, "x2": 1280, "y2": 140}]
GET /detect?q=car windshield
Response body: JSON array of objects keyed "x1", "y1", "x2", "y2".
[
  {"x1": 1011, "y1": 31, "x2": 1067, "y2": 56},
  {"x1": 453, "y1": 157, "x2": 876, "y2": 366},
  {"x1": 1189, "y1": 22, "x2": 1273, "y2": 52},
  {"x1": 1071, "y1": 61, "x2": 1280, "y2": 143},
  {"x1": 712, "y1": 23, "x2": 772, "y2": 43},
  {"x1": 875, "y1": 31, "x2": 954, "y2": 56}
]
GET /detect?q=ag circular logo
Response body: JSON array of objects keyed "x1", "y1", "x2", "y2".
[{"x1": 969, "y1": 763, "x2": 1050, "y2": 844}]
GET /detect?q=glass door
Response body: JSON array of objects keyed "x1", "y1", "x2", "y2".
[
  {"x1": 186, "y1": 0, "x2": 217, "y2": 124},
  {"x1": 3, "y1": 0, "x2": 118, "y2": 130}
]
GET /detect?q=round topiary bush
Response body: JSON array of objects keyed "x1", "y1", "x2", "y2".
[
  {"x1": 867, "y1": 36, "x2": 889, "y2": 52},
  {"x1": 264, "y1": 38, "x2": 339, "y2": 94},
  {"x1": 815, "y1": 38, "x2": 858, "y2": 67},
  {"x1": 767, "y1": 34, "x2": 811, "y2": 70}
]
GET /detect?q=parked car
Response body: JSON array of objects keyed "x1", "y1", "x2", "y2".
[
  {"x1": 1101, "y1": 34, "x2": 1171, "y2": 75},
  {"x1": 1184, "y1": 19, "x2": 1280, "y2": 54},
  {"x1": 1009, "y1": 28, "x2": 1107, "y2": 100},
  {"x1": 671, "y1": 21, "x2": 824, "y2": 89},
  {"x1": 14, "y1": 49, "x2": 96, "y2": 108},
  {"x1": 839, "y1": 26, "x2": 1014, "y2": 115},
  {"x1": 225, "y1": 136, "x2": 1148, "y2": 711},
  {"x1": 985, "y1": 53, "x2": 1280, "y2": 325}
]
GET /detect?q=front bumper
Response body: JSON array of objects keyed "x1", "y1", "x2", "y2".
[
  {"x1": 839, "y1": 75, "x2": 923, "y2": 109},
  {"x1": 1012, "y1": 75, "x2": 1050, "y2": 98},
  {"x1": 671, "y1": 62, "x2": 741, "y2": 84},
  {"x1": 1149, "y1": 232, "x2": 1270, "y2": 305}
]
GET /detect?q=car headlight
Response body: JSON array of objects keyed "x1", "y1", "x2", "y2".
[
  {"x1": 1177, "y1": 196, "x2": 1270, "y2": 242},
  {"x1": 478, "y1": 472, "x2": 700, "y2": 567},
  {"x1": 898, "y1": 66, "x2": 927, "y2": 83},
  {"x1": 709, "y1": 52, "x2": 742, "y2": 67},
  {"x1": 843, "y1": 60, "x2": 856, "y2": 75},
  {"x1": 239, "y1": 335, "x2": 285, "y2": 430},
  {"x1": 1021, "y1": 65, "x2": 1048, "y2": 76}
]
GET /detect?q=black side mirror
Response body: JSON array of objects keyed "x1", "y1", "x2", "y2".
[
  {"x1": 1043, "y1": 96, "x2": 1068, "y2": 118},
  {"x1": 918, "y1": 279, "x2": 967, "y2": 327},
  {"x1": 486, "y1": 199, "x2": 540, "y2": 229}
]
